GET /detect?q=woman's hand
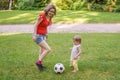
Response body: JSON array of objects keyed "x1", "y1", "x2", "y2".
[
  {"x1": 33, "y1": 35, "x2": 37, "y2": 42},
  {"x1": 46, "y1": 34, "x2": 48, "y2": 39}
]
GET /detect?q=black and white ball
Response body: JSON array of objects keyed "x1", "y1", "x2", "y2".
[{"x1": 54, "y1": 63, "x2": 65, "y2": 73}]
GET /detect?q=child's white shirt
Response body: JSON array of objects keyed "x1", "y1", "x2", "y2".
[{"x1": 70, "y1": 44, "x2": 81, "y2": 60}]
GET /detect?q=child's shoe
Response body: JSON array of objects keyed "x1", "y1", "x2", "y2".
[
  {"x1": 69, "y1": 65, "x2": 73, "y2": 68},
  {"x1": 72, "y1": 70, "x2": 78, "y2": 72}
]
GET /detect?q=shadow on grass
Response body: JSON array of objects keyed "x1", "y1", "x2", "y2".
[
  {"x1": 53, "y1": 10, "x2": 120, "y2": 23},
  {"x1": 0, "y1": 10, "x2": 41, "y2": 24},
  {"x1": 0, "y1": 10, "x2": 120, "y2": 24}
]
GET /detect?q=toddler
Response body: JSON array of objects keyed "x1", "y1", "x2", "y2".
[{"x1": 70, "y1": 35, "x2": 82, "y2": 72}]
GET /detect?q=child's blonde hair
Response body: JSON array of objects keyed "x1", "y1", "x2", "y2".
[{"x1": 73, "y1": 35, "x2": 81, "y2": 44}]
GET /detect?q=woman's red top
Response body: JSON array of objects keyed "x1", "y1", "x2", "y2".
[{"x1": 36, "y1": 13, "x2": 52, "y2": 34}]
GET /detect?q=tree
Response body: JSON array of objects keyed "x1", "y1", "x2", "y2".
[
  {"x1": 9, "y1": 0, "x2": 12, "y2": 10},
  {"x1": 111, "y1": 0, "x2": 117, "y2": 6}
]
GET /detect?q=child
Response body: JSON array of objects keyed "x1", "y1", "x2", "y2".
[
  {"x1": 33, "y1": 4, "x2": 56, "y2": 71},
  {"x1": 70, "y1": 35, "x2": 82, "y2": 72}
]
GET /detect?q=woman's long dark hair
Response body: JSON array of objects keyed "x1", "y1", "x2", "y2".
[{"x1": 44, "y1": 4, "x2": 56, "y2": 16}]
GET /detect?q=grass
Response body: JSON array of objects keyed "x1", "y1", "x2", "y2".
[
  {"x1": 0, "y1": 10, "x2": 120, "y2": 24},
  {"x1": 0, "y1": 33, "x2": 120, "y2": 80}
]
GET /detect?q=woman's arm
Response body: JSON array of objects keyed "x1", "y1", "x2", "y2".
[
  {"x1": 33, "y1": 17, "x2": 43, "y2": 41},
  {"x1": 33, "y1": 17, "x2": 43, "y2": 36}
]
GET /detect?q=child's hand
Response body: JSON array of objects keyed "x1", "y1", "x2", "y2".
[
  {"x1": 69, "y1": 48, "x2": 72, "y2": 50},
  {"x1": 74, "y1": 57, "x2": 77, "y2": 59},
  {"x1": 74, "y1": 56, "x2": 78, "y2": 59}
]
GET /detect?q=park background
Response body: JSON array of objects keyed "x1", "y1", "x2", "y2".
[{"x1": 0, "y1": 0, "x2": 120, "y2": 80}]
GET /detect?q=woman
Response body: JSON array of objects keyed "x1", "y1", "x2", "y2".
[{"x1": 33, "y1": 4, "x2": 56, "y2": 70}]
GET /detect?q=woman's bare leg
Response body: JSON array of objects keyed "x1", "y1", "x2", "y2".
[
  {"x1": 39, "y1": 48, "x2": 44, "y2": 59},
  {"x1": 38, "y1": 40, "x2": 51, "y2": 61}
]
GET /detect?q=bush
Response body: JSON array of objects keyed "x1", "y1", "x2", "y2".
[
  {"x1": 90, "y1": 3, "x2": 103, "y2": 11},
  {"x1": 55, "y1": 0, "x2": 73, "y2": 10},
  {"x1": 103, "y1": 5, "x2": 113, "y2": 12},
  {"x1": 55, "y1": 0, "x2": 87, "y2": 10},
  {"x1": 113, "y1": 6, "x2": 120, "y2": 12},
  {"x1": 17, "y1": 0, "x2": 34, "y2": 10},
  {"x1": 71, "y1": 1, "x2": 86, "y2": 10},
  {"x1": 32, "y1": 0, "x2": 51, "y2": 9},
  {"x1": 17, "y1": 0, "x2": 51, "y2": 10},
  {"x1": 0, "y1": 0, "x2": 9, "y2": 10}
]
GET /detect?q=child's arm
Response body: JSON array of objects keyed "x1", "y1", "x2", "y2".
[
  {"x1": 74, "y1": 46, "x2": 81, "y2": 59},
  {"x1": 69, "y1": 48, "x2": 72, "y2": 50}
]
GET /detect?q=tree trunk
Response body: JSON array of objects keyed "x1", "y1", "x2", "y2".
[{"x1": 9, "y1": 0, "x2": 12, "y2": 10}]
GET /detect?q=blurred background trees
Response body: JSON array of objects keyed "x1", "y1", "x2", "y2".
[{"x1": 0, "y1": 0, "x2": 120, "y2": 12}]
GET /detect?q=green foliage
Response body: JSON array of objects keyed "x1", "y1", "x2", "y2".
[
  {"x1": 86, "y1": 0, "x2": 120, "y2": 12},
  {"x1": 89, "y1": 3, "x2": 104, "y2": 11},
  {"x1": 0, "y1": 0, "x2": 120, "y2": 12},
  {"x1": 12, "y1": 0, "x2": 18, "y2": 10},
  {"x1": 17, "y1": 0, "x2": 51, "y2": 10},
  {"x1": 55, "y1": 0, "x2": 73, "y2": 10},
  {"x1": 116, "y1": 0, "x2": 120, "y2": 5},
  {"x1": 71, "y1": 0, "x2": 87, "y2": 10},
  {"x1": 55, "y1": 0, "x2": 87, "y2": 10},
  {"x1": 113, "y1": 0, "x2": 120, "y2": 12},
  {"x1": 32, "y1": 0, "x2": 51, "y2": 10},
  {"x1": 0, "y1": 0, "x2": 9, "y2": 10},
  {"x1": 0, "y1": 0, "x2": 18, "y2": 10},
  {"x1": 113, "y1": 6, "x2": 120, "y2": 12},
  {"x1": 17, "y1": 0, "x2": 34, "y2": 10}
]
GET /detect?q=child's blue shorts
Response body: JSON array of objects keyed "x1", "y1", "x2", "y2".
[{"x1": 36, "y1": 34, "x2": 46, "y2": 44}]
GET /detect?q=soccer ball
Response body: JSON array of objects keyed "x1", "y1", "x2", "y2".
[{"x1": 54, "y1": 63, "x2": 65, "y2": 73}]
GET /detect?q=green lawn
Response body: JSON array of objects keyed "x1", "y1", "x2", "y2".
[
  {"x1": 0, "y1": 33, "x2": 120, "y2": 80},
  {"x1": 0, "y1": 10, "x2": 120, "y2": 24}
]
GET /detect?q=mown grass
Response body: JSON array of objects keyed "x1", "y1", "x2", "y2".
[
  {"x1": 0, "y1": 33, "x2": 120, "y2": 80},
  {"x1": 0, "y1": 10, "x2": 120, "y2": 24}
]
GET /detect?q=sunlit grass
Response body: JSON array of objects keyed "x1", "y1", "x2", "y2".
[
  {"x1": 0, "y1": 10, "x2": 41, "y2": 24},
  {"x1": 0, "y1": 33, "x2": 120, "y2": 80},
  {"x1": 0, "y1": 10, "x2": 120, "y2": 24},
  {"x1": 6, "y1": 13, "x2": 30, "y2": 20},
  {"x1": 0, "y1": 33, "x2": 22, "y2": 36}
]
